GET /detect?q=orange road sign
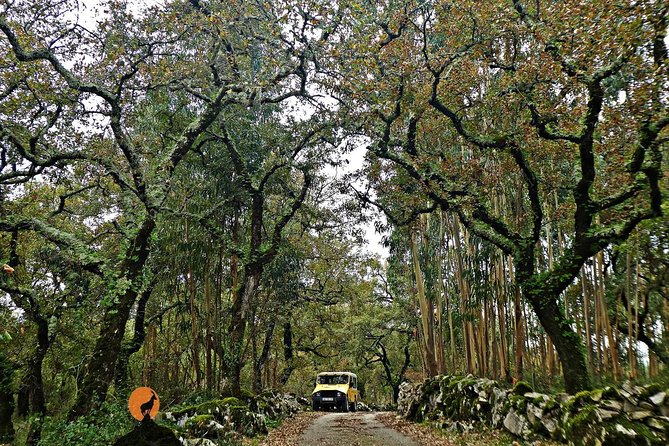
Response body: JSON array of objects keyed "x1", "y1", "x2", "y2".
[{"x1": 128, "y1": 387, "x2": 160, "y2": 421}]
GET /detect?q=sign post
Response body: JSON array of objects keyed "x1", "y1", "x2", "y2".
[{"x1": 128, "y1": 387, "x2": 160, "y2": 421}]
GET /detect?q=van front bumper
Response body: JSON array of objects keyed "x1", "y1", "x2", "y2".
[{"x1": 312, "y1": 393, "x2": 347, "y2": 406}]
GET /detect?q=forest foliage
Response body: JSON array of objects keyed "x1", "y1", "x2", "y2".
[{"x1": 0, "y1": 0, "x2": 667, "y2": 444}]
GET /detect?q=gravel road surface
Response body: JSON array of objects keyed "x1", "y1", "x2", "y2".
[{"x1": 298, "y1": 412, "x2": 419, "y2": 446}]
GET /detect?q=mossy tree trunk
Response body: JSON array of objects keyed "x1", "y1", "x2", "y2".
[
  {"x1": 253, "y1": 318, "x2": 276, "y2": 394},
  {"x1": 70, "y1": 218, "x2": 155, "y2": 418},
  {"x1": 524, "y1": 289, "x2": 590, "y2": 393},
  {"x1": 0, "y1": 350, "x2": 14, "y2": 444},
  {"x1": 224, "y1": 267, "x2": 261, "y2": 396}
]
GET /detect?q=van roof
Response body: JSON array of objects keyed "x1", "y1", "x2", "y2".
[{"x1": 317, "y1": 371, "x2": 357, "y2": 377}]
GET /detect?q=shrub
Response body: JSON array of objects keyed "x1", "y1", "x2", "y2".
[{"x1": 38, "y1": 400, "x2": 133, "y2": 446}]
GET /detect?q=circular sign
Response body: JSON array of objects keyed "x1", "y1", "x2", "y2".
[{"x1": 128, "y1": 387, "x2": 160, "y2": 421}]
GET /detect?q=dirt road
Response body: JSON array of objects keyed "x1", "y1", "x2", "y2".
[
  {"x1": 261, "y1": 410, "x2": 548, "y2": 446},
  {"x1": 261, "y1": 411, "x2": 435, "y2": 446},
  {"x1": 299, "y1": 412, "x2": 419, "y2": 446}
]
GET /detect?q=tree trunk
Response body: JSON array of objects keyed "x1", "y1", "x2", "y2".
[
  {"x1": 392, "y1": 385, "x2": 400, "y2": 405},
  {"x1": 115, "y1": 285, "x2": 153, "y2": 388},
  {"x1": 497, "y1": 255, "x2": 510, "y2": 382},
  {"x1": 581, "y1": 269, "x2": 593, "y2": 373},
  {"x1": 435, "y1": 211, "x2": 446, "y2": 374},
  {"x1": 527, "y1": 291, "x2": 590, "y2": 393},
  {"x1": 205, "y1": 275, "x2": 213, "y2": 392},
  {"x1": 510, "y1": 261, "x2": 523, "y2": 382},
  {"x1": 0, "y1": 350, "x2": 14, "y2": 443},
  {"x1": 71, "y1": 288, "x2": 137, "y2": 417},
  {"x1": 188, "y1": 259, "x2": 202, "y2": 388},
  {"x1": 23, "y1": 314, "x2": 49, "y2": 445},
  {"x1": 71, "y1": 219, "x2": 155, "y2": 418},
  {"x1": 253, "y1": 319, "x2": 276, "y2": 393},
  {"x1": 16, "y1": 386, "x2": 28, "y2": 418},
  {"x1": 626, "y1": 251, "x2": 636, "y2": 377},
  {"x1": 224, "y1": 270, "x2": 261, "y2": 396},
  {"x1": 451, "y1": 217, "x2": 475, "y2": 374},
  {"x1": 28, "y1": 316, "x2": 48, "y2": 417},
  {"x1": 280, "y1": 321, "x2": 295, "y2": 386},
  {"x1": 411, "y1": 230, "x2": 438, "y2": 377}
]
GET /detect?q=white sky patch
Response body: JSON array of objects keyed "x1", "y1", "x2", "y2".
[
  {"x1": 75, "y1": 0, "x2": 165, "y2": 26},
  {"x1": 325, "y1": 142, "x2": 389, "y2": 261}
]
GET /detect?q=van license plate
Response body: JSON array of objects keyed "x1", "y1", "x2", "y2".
[{"x1": 322, "y1": 397, "x2": 334, "y2": 401}]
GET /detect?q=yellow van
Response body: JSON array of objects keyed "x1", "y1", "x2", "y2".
[{"x1": 311, "y1": 371, "x2": 358, "y2": 412}]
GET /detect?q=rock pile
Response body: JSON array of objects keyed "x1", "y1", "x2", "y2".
[
  {"x1": 397, "y1": 375, "x2": 669, "y2": 446},
  {"x1": 356, "y1": 402, "x2": 372, "y2": 412}
]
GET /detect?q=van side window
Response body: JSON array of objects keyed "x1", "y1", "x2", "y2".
[{"x1": 352, "y1": 377, "x2": 357, "y2": 388}]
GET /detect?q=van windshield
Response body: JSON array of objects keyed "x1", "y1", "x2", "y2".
[{"x1": 317, "y1": 374, "x2": 349, "y2": 385}]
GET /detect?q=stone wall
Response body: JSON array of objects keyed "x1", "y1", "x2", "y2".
[
  {"x1": 397, "y1": 375, "x2": 669, "y2": 445},
  {"x1": 161, "y1": 392, "x2": 306, "y2": 445}
]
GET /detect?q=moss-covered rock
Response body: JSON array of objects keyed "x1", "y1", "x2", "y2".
[
  {"x1": 562, "y1": 404, "x2": 599, "y2": 440},
  {"x1": 184, "y1": 415, "x2": 220, "y2": 438},
  {"x1": 398, "y1": 375, "x2": 668, "y2": 446},
  {"x1": 512, "y1": 381, "x2": 534, "y2": 396},
  {"x1": 166, "y1": 396, "x2": 265, "y2": 440},
  {"x1": 509, "y1": 394, "x2": 528, "y2": 412},
  {"x1": 198, "y1": 399, "x2": 247, "y2": 415},
  {"x1": 185, "y1": 415, "x2": 215, "y2": 429}
]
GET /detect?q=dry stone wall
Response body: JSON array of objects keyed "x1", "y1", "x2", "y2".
[
  {"x1": 160, "y1": 392, "x2": 306, "y2": 444},
  {"x1": 397, "y1": 375, "x2": 669, "y2": 446}
]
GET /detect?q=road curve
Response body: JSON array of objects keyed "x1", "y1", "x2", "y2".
[{"x1": 299, "y1": 412, "x2": 419, "y2": 446}]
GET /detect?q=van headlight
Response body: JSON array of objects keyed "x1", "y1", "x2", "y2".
[
  {"x1": 314, "y1": 392, "x2": 320, "y2": 397},
  {"x1": 337, "y1": 391, "x2": 343, "y2": 397}
]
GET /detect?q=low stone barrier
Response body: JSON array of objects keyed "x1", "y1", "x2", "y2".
[
  {"x1": 162, "y1": 392, "x2": 304, "y2": 444},
  {"x1": 397, "y1": 375, "x2": 669, "y2": 445}
]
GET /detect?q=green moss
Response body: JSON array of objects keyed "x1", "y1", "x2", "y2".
[
  {"x1": 589, "y1": 389, "x2": 604, "y2": 401},
  {"x1": 205, "y1": 398, "x2": 248, "y2": 414},
  {"x1": 239, "y1": 388, "x2": 256, "y2": 401},
  {"x1": 423, "y1": 379, "x2": 441, "y2": 395},
  {"x1": 641, "y1": 384, "x2": 662, "y2": 398},
  {"x1": 220, "y1": 397, "x2": 244, "y2": 407},
  {"x1": 601, "y1": 386, "x2": 620, "y2": 400},
  {"x1": 500, "y1": 398, "x2": 511, "y2": 415},
  {"x1": 227, "y1": 405, "x2": 266, "y2": 436},
  {"x1": 573, "y1": 390, "x2": 595, "y2": 401},
  {"x1": 608, "y1": 418, "x2": 662, "y2": 445},
  {"x1": 446, "y1": 378, "x2": 462, "y2": 392},
  {"x1": 509, "y1": 395, "x2": 528, "y2": 412},
  {"x1": 512, "y1": 381, "x2": 533, "y2": 395},
  {"x1": 564, "y1": 390, "x2": 598, "y2": 414},
  {"x1": 563, "y1": 404, "x2": 598, "y2": 440},
  {"x1": 170, "y1": 404, "x2": 198, "y2": 418},
  {"x1": 459, "y1": 378, "x2": 478, "y2": 389},
  {"x1": 542, "y1": 398, "x2": 559, "y2": 412},
  {"x1": 185, "y1": 414, "x2": 215, "y2": 429}
]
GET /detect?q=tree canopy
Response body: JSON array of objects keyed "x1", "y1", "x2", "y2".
[{"x1": 0, "y1": 0, "x2": 667, "y2": 444}]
